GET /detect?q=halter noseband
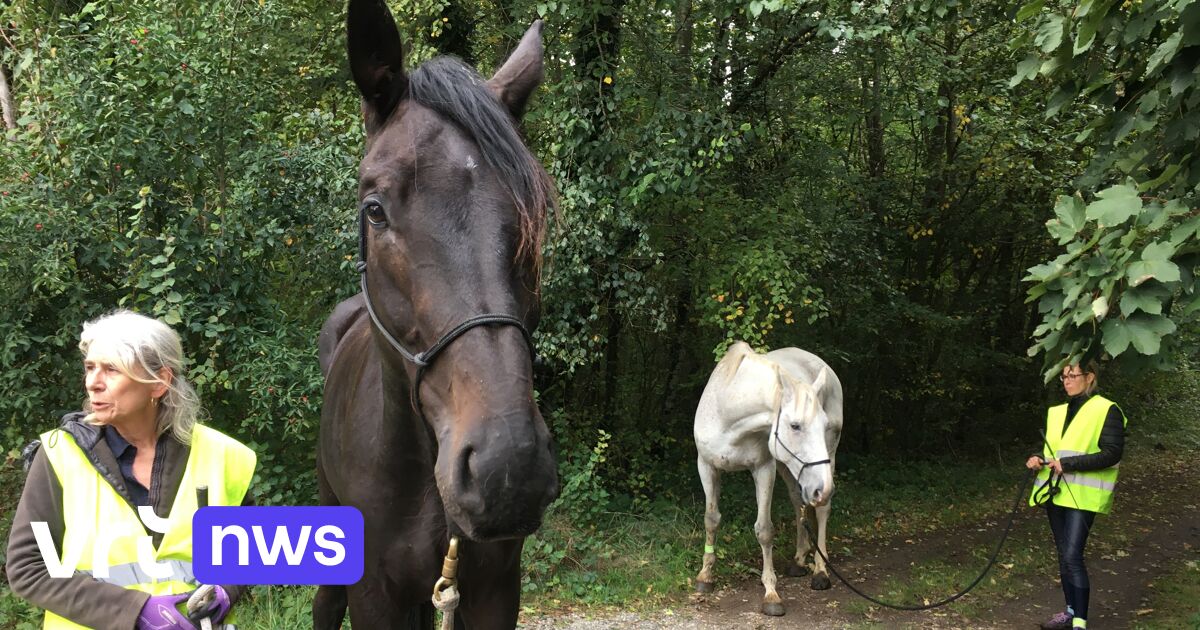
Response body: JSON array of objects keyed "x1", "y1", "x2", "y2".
[
  {"x1": 356, "y1": 204, "x2": 536, "y2": 418},
  {"x1": 772, "y1": 410, "x2": 832, "y2": 485}
]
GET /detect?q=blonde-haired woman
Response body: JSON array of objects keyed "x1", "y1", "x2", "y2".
[
  {"x1": 6, "y1": 310, "x2": 257, "y2": 630},
  {"x1": 1025, "y1": 361, "x2": 1127, "y2": 630}
]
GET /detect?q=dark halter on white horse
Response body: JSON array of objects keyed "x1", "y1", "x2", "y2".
[
  {"x1": 771, "y1": 414, "x2": 832, "y2": 486},
  {"x1": 356, "y1": 202, "x2": 537, "y2": 419}
]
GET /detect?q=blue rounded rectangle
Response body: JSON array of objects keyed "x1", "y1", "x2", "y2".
[{"x1": 192, "y1": 506, "x2": 364, "y2": 585}]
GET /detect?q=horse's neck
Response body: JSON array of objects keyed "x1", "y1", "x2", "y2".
[
  {"x1": 696, "y1": 356, "x2": 779, "y2": 445},
  {"x1": 714, "y1": 356, "x2": 779, "y2": 424},
  {"x1": 378, "y1": 352, "x2": 437, "y2": 457}
]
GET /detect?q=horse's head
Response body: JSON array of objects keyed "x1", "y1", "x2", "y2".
[
  {"x1": 770, "y1": 369, "x2": 834, "y2": 507},
  {"x1": 346, "y1": 0, "x2": 558, "y2": 541}
]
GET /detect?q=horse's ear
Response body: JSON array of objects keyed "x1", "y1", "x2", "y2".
[
  {"x1": 486, "y1": 20, "x2": 545, "y2": 120},
  {"x1": 812, "y1": 367, "x2": 829, "y2": 396},
  {"x1": 347, "y1": 0, "x2": 408, "y2": 133}
]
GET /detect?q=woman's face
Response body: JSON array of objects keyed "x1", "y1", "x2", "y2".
[
  {"x1": 83, "y1": 347, "x2": 163, "y2": 426},
  {"x1": 1060, "y1": 365, "x2": 1093, "y2": 397}
]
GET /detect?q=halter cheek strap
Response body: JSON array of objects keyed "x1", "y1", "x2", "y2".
[
  {"x1": 773, "y1": 417, "x2": 832, "y2": 484},
  {"x1": 357, "y1": 204, "x2": 536, "y2": 419}
]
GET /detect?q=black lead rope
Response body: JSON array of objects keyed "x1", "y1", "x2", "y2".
[
  {"x1": 798, "y1": 467, "x2": 1039, "y2": 612},
  {"x1": 1030, "y1": 464, "x2": 1063, "y2": 508},
  {"x1": 356, "y1": 204, "x2": 536, "y2": 418}
]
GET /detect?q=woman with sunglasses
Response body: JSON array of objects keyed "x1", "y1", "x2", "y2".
[{"x1": 1024, "y1": 361, "x2": 1127, "y2": 630}]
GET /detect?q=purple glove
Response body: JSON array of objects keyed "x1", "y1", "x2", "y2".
[
  {"x1": 186, "y1": 585, "x2": 232, "y2": 624},
  {"x1": 136, "y1": 593, "x2": 196, "y2": 630}
]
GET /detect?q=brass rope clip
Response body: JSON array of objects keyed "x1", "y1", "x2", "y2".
[{"x1": 432, "y1": 536, "x2": 461, "y2": 630}]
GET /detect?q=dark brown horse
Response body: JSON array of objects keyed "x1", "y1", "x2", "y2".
[{"x1": 313, "y1": 2, "x2": 559, "y2": 628}]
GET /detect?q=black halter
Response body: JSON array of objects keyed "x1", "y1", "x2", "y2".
[
  {"x1": 356, "y1": 204, "x2": 536, "y2": 418},
  {"x1": 772, "y1": 411, "x2": 832, "y2": 486}
]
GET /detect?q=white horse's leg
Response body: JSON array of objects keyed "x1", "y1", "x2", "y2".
[
  {"x1": 752, "y1": 462, "x2": 784, "y2": 616},
  {"x1": 695, "y1": 456, "x2": 721, "y2": 593},
  {"x1": 810, "y1": 500, "x2": 833, "y2": 590},
  {"x1": 777, "y1": 464, "x2": 812, "y2": 578}
]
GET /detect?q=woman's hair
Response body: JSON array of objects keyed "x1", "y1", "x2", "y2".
[
  {"x1": 1067, "y1": 359, "x2": 1101, "y2": 397},
  {"x1": 78, "y1": 309, "x2": 201, "y2": 445}
]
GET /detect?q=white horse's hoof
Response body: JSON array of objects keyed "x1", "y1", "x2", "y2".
[
  {"x1": 695, "y1": 580, "x2": 715, "y2": 594},
  {"x1": 811, "y1": 573, "x2": 831, "y2": 590},
  {"x1": 761, "y1": 601, "x2": 785, "y2": 616}
]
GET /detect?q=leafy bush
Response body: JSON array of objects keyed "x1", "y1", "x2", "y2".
[{"x1": 0, "y1": 0, "x2": 358, "y2": 501}]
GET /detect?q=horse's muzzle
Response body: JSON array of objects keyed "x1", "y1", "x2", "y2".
[
  {"x1": 436, "y1": 411, "x2": 559, "y2": 541},
  {"x1": 801, "y1": 468, "x2": 834, "y2": 507}
]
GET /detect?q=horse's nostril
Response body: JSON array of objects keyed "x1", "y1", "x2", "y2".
[{"x1": 458, "y1": 446, "x2": 475, "y2": 488}]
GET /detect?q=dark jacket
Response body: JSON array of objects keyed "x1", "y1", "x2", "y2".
[
  {"x1": 5, "y1": 413, "x2": 253, "y2": 630},
  {"x1": 1058, "y1": 393, "x2": 1127, "y2": 473}
]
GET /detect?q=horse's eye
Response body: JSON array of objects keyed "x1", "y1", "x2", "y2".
[
  {"x1": 364, "y1": 201, "x2": 387, "y2": 226},
  {"x1": 790, "y1": 422, "x2": 802, "y2": 431}
]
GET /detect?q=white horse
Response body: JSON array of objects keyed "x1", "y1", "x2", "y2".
[{"x1": 693, "y1": 341, "x2": 843, "y2": 616}]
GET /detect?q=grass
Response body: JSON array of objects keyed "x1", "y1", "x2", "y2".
[
  {"x1": 516, "y1": 455, "x2": 1040, "y2": 617},
  {"x1": 1132, "y1": 557, "x2": 1200, "y2": 629},
  {"x1": 1123, "y1": 369, "x2": 1200, "y2": 629},
  {"x1": 234, "y1": 586, "x2": 320, "y2": 628},
  {"x1": 1, "y1": 370, "x2": 1196, "y2": 628}
]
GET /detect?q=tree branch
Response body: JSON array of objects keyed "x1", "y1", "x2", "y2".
[{"x1": 729, "y1": 22, "x2": 817, "y2": 113}]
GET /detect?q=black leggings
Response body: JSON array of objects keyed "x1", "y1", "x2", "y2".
[{"x1": 1046, "y1": 504, "x2": 1096, "y2": 620}]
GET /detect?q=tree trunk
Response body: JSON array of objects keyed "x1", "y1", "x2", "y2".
[
  {"x1": 709, "y1": 16, "x2": 730, "y2": 89},
  {"x1": 658, "y1": 277, "x2": 692, "y2": 419},
  {"x1": 862, "y1": 43, "x2": 886, "y2": 216},
  {"x1": 0, "y1": 65, "x2": 16, "y2": 130},
  {"x1": 574, "y1": 0, "x2": 625, "y2": 99},
  {"x1": 673, "y1": 0, "x2": 694, "y2": 84},
  {"x1": 603, "y1": 288, "x2": 623, "y2": 430}
]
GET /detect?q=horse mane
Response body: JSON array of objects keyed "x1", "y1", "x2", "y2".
[{"x1": 408, "y1": 56, "x2": 554, "y2": 271}]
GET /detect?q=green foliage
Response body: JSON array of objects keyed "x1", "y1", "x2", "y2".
[
  {"x1": 0, "y1": 0, "x2": 1102, "y2": 527},
  {"x1": 3, "y1": 0, "x2": 1192, "y2": 618},
  {"x1": 1014, "y1": 0, "x2": 1200, "y2": 376},
  {"x1": 234, "y1": 586, "x2": 328, "y2": 629},
  {"x1": 521, "y1": 424, "x2": 613, "y2": 596},
  {"x1": 700, "y1": 237, "x2": 828, "y2": 358},
  {"x1": 1025, "y1": 180, "x2": 1193, "y2": 380},
  {"x1": 0, "y1": 458, "x2": 40, "y2": 629},
  {"x1": 0, "y1": 0, "x2": 358, "y2": 496},
  {"x1": 0, "y1": 588, "x2": 39, "y2": 630}
]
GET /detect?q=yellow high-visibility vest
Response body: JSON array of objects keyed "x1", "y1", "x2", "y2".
[
  {"x1": 1029, "y1": 395, "x2": 1126, "y2": 514},
  {"x1": 39, "y1": 424, "x2": 256, "y2": 629}
]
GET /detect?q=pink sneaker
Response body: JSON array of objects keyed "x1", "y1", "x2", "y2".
[{"x1": 1040, "y1": 611, "x2": 1073, "y2": 630}]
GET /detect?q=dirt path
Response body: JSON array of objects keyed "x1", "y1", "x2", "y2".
[{"x1": 519, "y1": 451, "x2": 1200, "y2": 629}]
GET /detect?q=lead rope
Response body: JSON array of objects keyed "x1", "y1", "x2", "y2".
[
  {"x1": 432, "y1": 537, "x2": 461, "y2": 630},
  {"x1": 800, "y1": 467, "x2": 1037, "y2": 611}
]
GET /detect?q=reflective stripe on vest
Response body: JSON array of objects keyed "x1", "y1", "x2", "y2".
[
  {"x1": 39, "y1": 424, "x2": 256, "y2": 630},
  {"x1": 1028, "y1": 395, "x2": 1127, "y2": 514},
  {"x1": 80, "y1": 559, "x2": 195, "y2": 587}
]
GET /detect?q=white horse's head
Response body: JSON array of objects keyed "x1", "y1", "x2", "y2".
[{"x1": 769, "y1": 369, "x2": 834, "y2": 507}]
